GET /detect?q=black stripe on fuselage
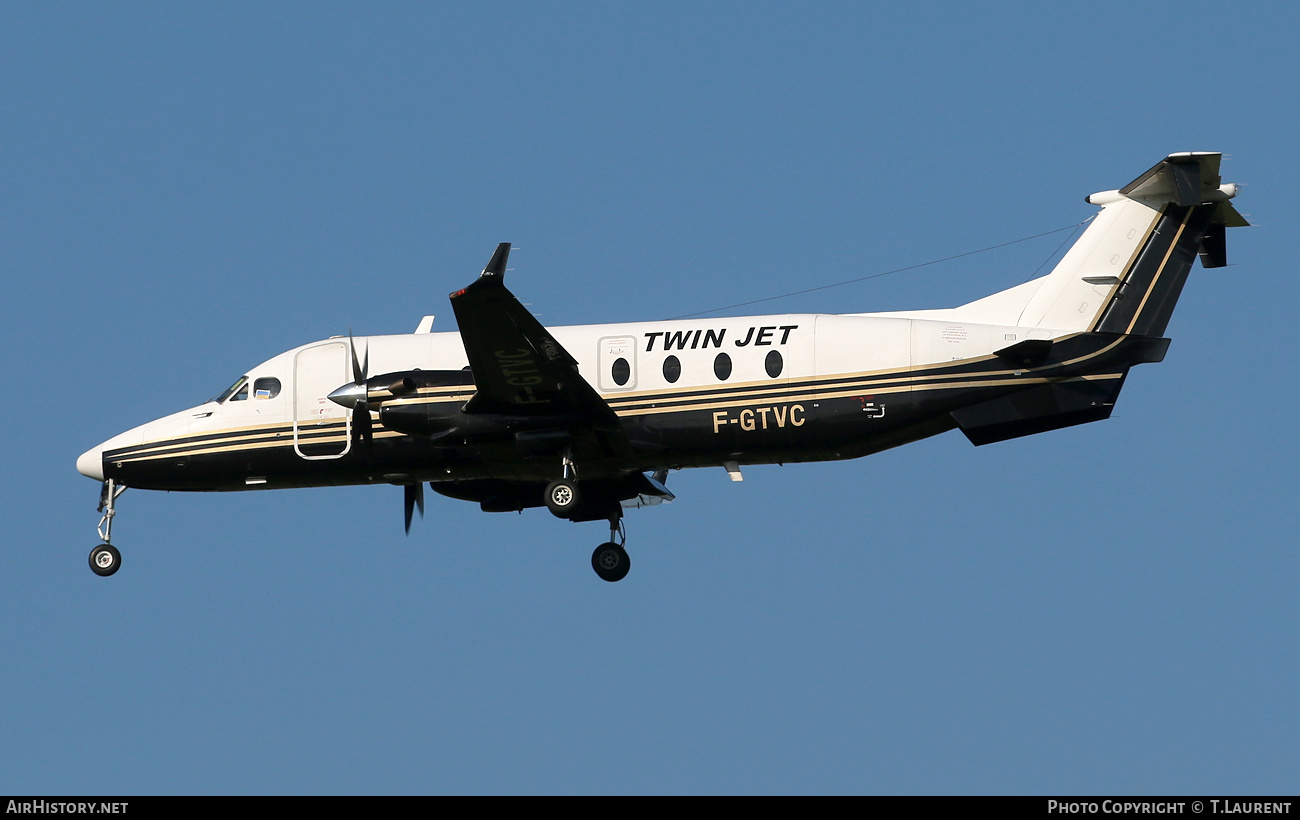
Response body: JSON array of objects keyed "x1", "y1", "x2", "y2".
[
  {"x1": 125, "y1": 331, "x2": 1122, "y2": 460},
  {"x1": 107, "y1": 420, "x2": 340, "y2": 459},
  {"x1": 104, "y1": 331, "x2": 1147, "y2": 489}
]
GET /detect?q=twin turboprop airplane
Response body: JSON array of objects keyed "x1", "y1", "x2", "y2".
[{"x1": 77, "y1": 152, "x2": 1247, "y2": 582}]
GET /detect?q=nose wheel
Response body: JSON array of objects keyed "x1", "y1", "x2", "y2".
[
  {"x1": 89, "y1": 479, "x2": 126, "y2": 577},
  {"x1": 89, "y1": 544, "x2": 121, "y2": 577}
]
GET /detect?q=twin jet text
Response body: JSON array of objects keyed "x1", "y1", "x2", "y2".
[{"x1": 643, "y1": 324, "x2": 799, "y2": 352}]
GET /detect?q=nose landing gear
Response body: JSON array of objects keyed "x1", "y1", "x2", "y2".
[{"x1": 89, "y1": 479, "x2": 126, "y2": 577}]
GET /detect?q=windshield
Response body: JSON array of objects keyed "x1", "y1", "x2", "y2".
[{"x1": 209, "y1": 376, "x2": 248, "y2": 404}]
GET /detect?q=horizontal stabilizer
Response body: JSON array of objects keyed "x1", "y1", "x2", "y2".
[
  {"x1": 1119, "y1": 153, "x2": 1220, "y2": 206},
  {"x1": 980, "y1": 152, "x2": 1248, "y2": 334},
  {"x1": 951, "y1": 373, "x2": 1128, "y2": 446}
]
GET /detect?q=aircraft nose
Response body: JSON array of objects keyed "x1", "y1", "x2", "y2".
[{"x1": 76, "y1": 445, "x2": 105, "y2": 481}]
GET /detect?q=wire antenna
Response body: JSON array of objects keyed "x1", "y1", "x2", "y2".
[{"x1": 669, "y1": 220, "x2": 1091, "y2": 320}]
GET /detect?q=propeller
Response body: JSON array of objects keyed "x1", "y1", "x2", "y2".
[
  {"x1": 348, "y1": 332, "x2": 373, "y2": 446},
  {"x1": 331, "y1": 336, "x2": 426, "y2": 534},
  {"x1": 337, "y1": 334, "x2": 427, "y2": 533},
  {"x1": 404, "y1": 483, "x2": 425, "y2": 534}
]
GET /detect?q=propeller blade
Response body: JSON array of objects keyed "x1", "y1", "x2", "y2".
[
  {"x1": 347, "y1": 332, "x2": 374, "y2": 447},
  {"x1": 348, "y1": 331, "x2": 369, "y2": 385},
  {"x1": 404, "y1": 483, "x2": 425, "y2": 534}
]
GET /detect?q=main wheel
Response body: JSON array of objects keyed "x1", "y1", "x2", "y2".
[
  {"x1": 545, "y1": 478, "x2": 581, "y2": 518},
  {"x1": 89, "y1": 544, "x2": 121, "y2": 577},
  {"x1": 591, "y1": 542, "x2": 630, "y2": 583}
]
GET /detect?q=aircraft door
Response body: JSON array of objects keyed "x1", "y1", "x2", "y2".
[
  {"x1": 292, "y1": 341, "x2": 352, "y2": 459},
  {"x1": 597, "y1": 336, "x2": 637, "y2": 392}
]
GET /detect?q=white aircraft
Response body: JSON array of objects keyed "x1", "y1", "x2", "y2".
[{"x1": 77, "y1": 152, "x2": 1247, "y2": 582}]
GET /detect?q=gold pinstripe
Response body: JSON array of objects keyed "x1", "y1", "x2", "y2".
[
  {"x1": 1123, "y1": 209, "x2": 1193, "y2": 335},
  {"x1": 109, "y1": 334, "x2": 1134, "y2": 464},
  {"x1": 121, "y1": 430, "x2": 410, "y2": 463},
  {"x1": 1086, "y1": 206, "x2": 1165, "y2": 333},
  {"x1": 609, "y1": 372, "x2": 1124, "y2": 418},
  {"x1": 388, "y1": 336, "x2": 1100, "y2": 411}
]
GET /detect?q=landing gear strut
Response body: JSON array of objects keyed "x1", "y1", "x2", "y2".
[
  {"x1": 545, "y1": 453, "x2": 581, "y2": 518},
  {"x1": 90, "y1": 479, "x2": 125, "y2": 577},
  {"x1": 544, "y1": 454, "x2": 634, "y2": 582}
]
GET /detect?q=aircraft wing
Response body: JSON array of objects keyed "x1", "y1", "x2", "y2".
[{"x1": 449, "y1": 244, "x2": 626, "y2": 440}]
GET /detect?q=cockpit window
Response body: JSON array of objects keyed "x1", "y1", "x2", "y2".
[
  {"x1": 211, "y1": 376, "x2": 248, "y2": 404},
  {"x1": 253, "y1": 377, "x2": 281, "y2": 400}
]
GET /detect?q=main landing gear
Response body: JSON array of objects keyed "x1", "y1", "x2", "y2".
[
  {"x1": 591, "y1": 520, "x2": 630, "y2": 583},
  {"x1": 545, "y1": 455, "x2": 632, "y2": 583},
  {"x1": 89, "y1": 479, "x2": 126, "y2": 577},
  {"x1": 544, "y1": 477, "x2": 581, "y2": 518}
]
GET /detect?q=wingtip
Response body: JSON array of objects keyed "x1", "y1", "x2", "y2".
[{"x1": 481, "y1": 242, "x2": 511, "y2": 279}]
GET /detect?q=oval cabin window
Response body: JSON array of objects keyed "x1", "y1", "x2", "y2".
[
  {"x1": 611, "y1": 357, "x2": 630, "y2": 386},
  {"x1": 765, "y1": 350, "x2": 783, "y2": 379},
  {"x1": 662, "y1": 355, "x2": 681, "y2": 384},
  {"x1": 713, "y1": 352, "x2": 732, "y2": 381}
]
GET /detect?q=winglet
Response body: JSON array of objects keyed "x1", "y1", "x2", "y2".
[
  {"x1": 481, "y1": 243, "x2": 511, "y2": 281},
  {"x1": 452, "y1": 243, "x2": 512, "y2": 300}
]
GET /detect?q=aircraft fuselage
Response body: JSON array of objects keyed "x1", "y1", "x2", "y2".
[{"x1": 83, "y1": 312, "x2": 1141, "y2": 497}]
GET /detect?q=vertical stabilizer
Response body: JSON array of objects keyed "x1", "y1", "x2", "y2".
[{"x1": 954, "y1": 153, "x2": 1246, "y2": 334}]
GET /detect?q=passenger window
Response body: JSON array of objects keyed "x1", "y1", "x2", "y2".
[
  {"x1": 713, "y1": 352, "x2": 732, "y2": 381},
  {"x1": 254, "y1": 377, "x2": 281, "y2": 400},
  {"x1": 765, "y1": 350, "x2": 783, "y2": 378},
  {"x1": 662, "y1": 355, "x2": 681, "y2": 384},
  {"x1": 610, "y1": 358, "x2": 630, "y2": 386}
]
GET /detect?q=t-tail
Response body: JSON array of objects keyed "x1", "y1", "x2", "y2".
[
  {"x1": 947, "y1": 152, "x2": 1248, "y2": 446},
  {"x1": 951, "y1": 152, "x2": 1247, "y2": 334},
  {"x1": 1084, "y1": 153, "x2": 1248, "y2": 337}
]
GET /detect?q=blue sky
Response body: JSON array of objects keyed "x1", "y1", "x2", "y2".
[{"x1": 3, "y1": 3, "x2": 1297, "y2": 794}]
